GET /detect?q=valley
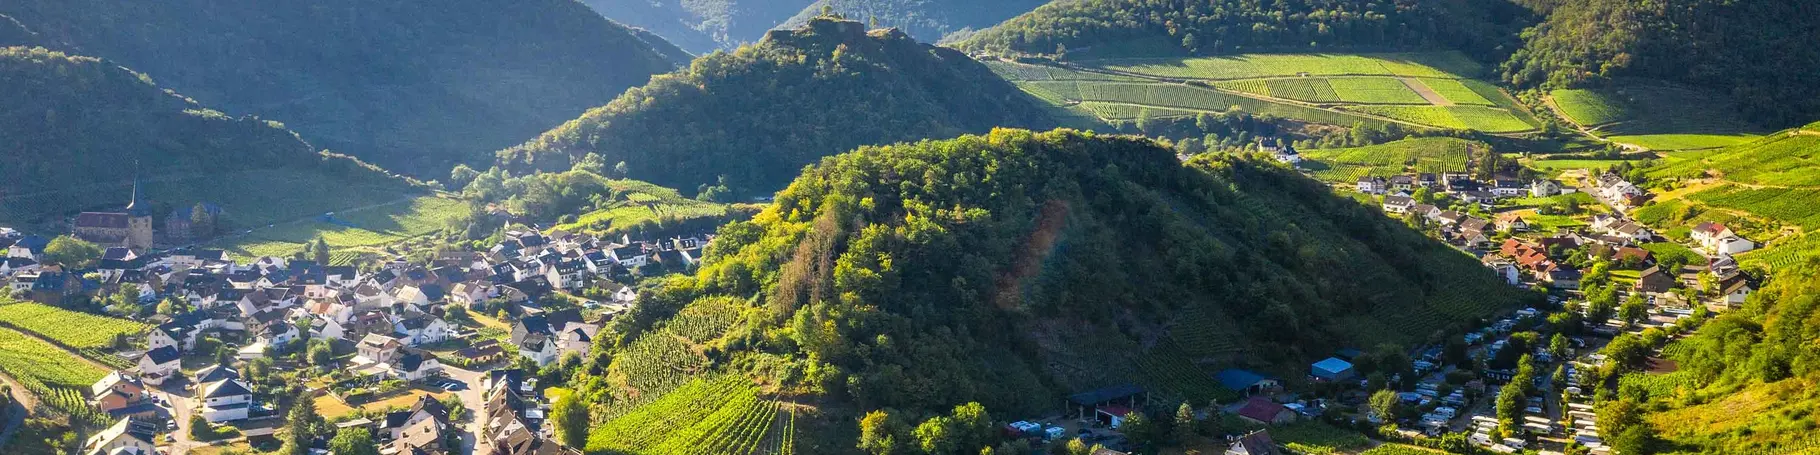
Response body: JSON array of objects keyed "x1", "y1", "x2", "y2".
[{"x1": 2, "y1": 2, "x2": 1818, "y2": 455}]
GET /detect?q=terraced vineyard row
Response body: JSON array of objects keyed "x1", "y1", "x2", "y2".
[
  {"x1": 604, "y1": 297, "x2": 747, "y2": 409},
  {"x1": 1359, "y1": 444, "x2": 1454, "y2": 455},
  {"x1": 1134, "y1": 340, "x2": 1240, "y2": 403},
  {"x1": 589, "y1": 375, "x2": 789, "y2": 455},
  {"x1": 1688, "y1": 185, "x2": 1820, "y2": 231},
  {"x1": 0, "y1": 326, "x2": 111, "y2": 428},
  {"x1": 0, "y1": 301, "x2": 147, "y2": 349}
]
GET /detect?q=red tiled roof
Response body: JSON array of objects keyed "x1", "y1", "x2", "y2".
[
  {"x1": 1237, "y1": 397, "x2": 1286, "y2": 423},
  {"x1": 75, "y1": 212, "x2": 131, "y2": 229}
]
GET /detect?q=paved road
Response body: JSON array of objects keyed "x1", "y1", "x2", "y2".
[
  {"x1": 442, "y1": 365, "x2": 489, "y2": 455},
  {"x1": 154, "y1": 380, "x2": 205, "y2": 455}
]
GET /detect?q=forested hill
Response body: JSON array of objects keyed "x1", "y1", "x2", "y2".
[
  {"x1": 0, "y1": 0, "x2": 680, "y2": 176},
  {"x1": 496, "y1": 17, "x2": 1057, "y2": 197},
  {"x1": 572, "y1": 129, "x2": 1530, "y2": 453},
  {"x1": 780, "y1": 0, "x2": 1050, "y2": 44},
  {"x1": 954, "y1": 0, "x2": 1534, "y2": 61},
  {"x1": 0, "y1": 47, "x2": 406, "y2": 223},
  {"x1": 578, "y1": 0, "x2": 811, "y2": 53},
  {"x1": 1500, "y1": 0, "x2": 1820, "y2": 128}
]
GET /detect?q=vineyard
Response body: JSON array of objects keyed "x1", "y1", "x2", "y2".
[
  {"x1": 1550, "y1": 80, "x2": 1762, "y2": 151},
  {"x1": 1687, "y1": 185, "x2": 1820, "y2": 231},
  {"x1": 1328, "y1": 77, "x2": 1428, "y2": 105},
  {"x1": 604, "y1": 297, "x2": 746, "y2": 408},
  {"x1": 1649, "y1": 134, "x2": 1820, "y2": 187},
  {"x1": 1415, "y1": 78, "x2": 1494, "y2": 106},
  {"x1": 1742, "y1": 232, "x2": 1820, "y2": 271},
  {"x1": 1297, "y1": 137, "x2": 1475, "y2": 184},
  {"x1": 1620, "y1": 371, "x2": 1696, "y2": 401},
  {"x1": 1090, "y1": 52, "x2": 1483, "y2": 80},
  {"x1": 1134, "y1": 340, "x2": 1240, "y2": 404},
  {"x1": 587, "y1": 375, "x2": 792, "y2": 455},
  {"x1": 552, "y1": 179, "x2": 735, "y2": 236},
  {"x1": 1271, "y1": 422, "x2": 1373, "y2": 455},
  {"x1": 0, "y1": 326, "x2": 111, "y2": 428},
  {"x1": 1359, "y1": 444, "x2": 1454, "y2": 455},
  {"x1": 0, "y1": 301, "x2": 146, "y2": 349}
]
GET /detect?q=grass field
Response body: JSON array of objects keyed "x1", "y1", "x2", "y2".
[
  {"x1": 1297, "y1": 137, "x2": 1476, "y2": 184},
  {"x1": 987, "y1": 52, "x2": 1538, "y2": 133},
  {"x1": 210, "y1": 195, "x2": 469, "y2": 259},
  {"x1": 0, "y1": 301, "x2": 147, "y2": 349},
  {"x1": 1550, "y1": 80, "x2": 1764, "y2": 151}
]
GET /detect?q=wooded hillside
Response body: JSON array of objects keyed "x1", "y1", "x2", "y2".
[
  {"x1": 0, "y1": 0, "x2": 680, "y2": 175},
  {"x1": 497, "y1": 17, "x2": 1057, "y2": 197},
  {"x1": 781, "y1": 0, "x2": 1049, "y2": 44},
  {"x1": 572, "y1": 129, "x2": 1530, "y2": 451},
  {"x1": 579, "y1": 0, "x2": 811, "y2": 53},
  {"x1": 0, "y1": 46, "x2": 408, "y2": 224}
]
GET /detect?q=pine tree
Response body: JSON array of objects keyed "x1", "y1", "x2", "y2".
[{"x1": 314, "y1": 237, "x2": 331, "y2": 265}]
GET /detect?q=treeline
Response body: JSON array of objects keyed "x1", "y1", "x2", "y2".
[
  {"x1": 1499, "y1": 0, "x2": 1820, "y2": 128},
  {"x1": 955, "y1": 0, "x2": 1534, "y2": 62},
  {"x1": 495, "y1": 17, "x2": 1056, "y2": 198},
  {"x1": 782, "y1": 0, "x2": 1049, "y2": 44},
  {"x1": 0, "y1": 0, "x2": 680, "y2": 175},
  {"x1": 603, "y1": 129, "x2": 1524, "y2": 425}
]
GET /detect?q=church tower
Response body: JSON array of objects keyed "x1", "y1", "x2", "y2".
[{"x1": 124, "y1": 168, "x2": 154, "y2": 251}]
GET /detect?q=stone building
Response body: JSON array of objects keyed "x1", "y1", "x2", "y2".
[{"x1": 74, "y1": 177, "x2": 153, "y2": 252}]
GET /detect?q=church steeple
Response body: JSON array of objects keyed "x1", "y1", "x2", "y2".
[{"x1": 126, "y1": 161, "x2": 150, "y2": 217}]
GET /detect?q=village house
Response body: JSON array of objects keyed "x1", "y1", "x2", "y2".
[
  {"x1": 89, "y1": 371, "x2": 156, "y2": 419},
  {"x1": 1529, "y1": 179, "x2": 1564, "y2": 197},
  {"x1": 198, "y1": 378, "x2": 254, "y2": 422},
  {"x1": 1692, "y1": 222, "x2": 1756, "y2": 255},
  {"x1": 1235, "y1": 396, "x2": 1296, "y2": 425},
  {"x1": 1495, "y1": 214, "x2": 1529, "y2": 233},
  {"x1": 1357, "y1": 176, "x2": 1388, "y2": 195},
  {"x1": 1388, "y1": 175, "x2": 1415, "y2": 193},
  {"x1": 1225, "y1": 430, "x2": 1281, "y2": 455},
  {"x1": 135, "y1": 346, "x2": 182, "y2": 385},
  {"x1": 1382, "y1": 195, "x2": 1416, "y2": 214},
  {"x1": 83, "y1": 416, "x2": 158, "y2": 455},
  {"x1": 1635, "y1": 266, "x2": 1676, "y2": 295}
]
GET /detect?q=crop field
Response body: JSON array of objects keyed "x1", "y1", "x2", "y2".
[
  {"x1": 987, "y1": 53, "x2": 1537, "y2": 133},
  {"x1": 1091, "y1": 52, "x2": 1484, "y2": 80},
  {"x1": 1135, "y1": 340, "x2": 1240, "y2": 403},
  {"x1": 0, "y1": 326, "x2": 108, "y2": 392},
  {"x1": 0, "y1": 301, "x2": 147, "y2": 349},
  {"x1": 587, "y1": 375, "x2": 789, "y2": 455},
  {"x1": 1360, "y1": 444, "x2": 1454, "y2": 455},
  {"x1": 1620, "y1": 371, "x2": 1696, "y2": 400},
  {"x1": 1650, "y1": 135, "x2": 1820, "y2": 186},
  {"x1": 211, "y1": 195, "x2": 468, "y2": 259},
  {"x1": 602, "y1": 297, "x2": 744, "y2": 411},
  {"x1": 1742, "y1": 232, "x2": 1820, "y2": 271},
  {"x1": 1416, "y1": 78, "x2": 1494, "y2": 106},
  {"x1": 1272, "y1": 422, "x2": 1373, "y2": 454},
  {"x1": 552, "y1": 179, "x2": 734, "y2": 236},
  {"x1": 1551, "y1": 80, "x2": 1763, "y2": 151},
  {"x1": 1328, "y1": 77, "x2": 1428, "y2": 104},
  {"x1": 1686, "y1": 185, "x2": 1820, "y2": 231},
  {"x1": 1298, "y1": 137, "x2": 1475, "y2": 184}
]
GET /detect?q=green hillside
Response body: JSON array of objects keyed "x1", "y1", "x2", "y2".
[
  {"x1": 497, "y1": 17, "x2": 1056, "y2": 197},
  {"x1": 1503, "y1": 0, "x2": 1820, "y2": 129},
  {"x1": 955, "y1": 0, "x2": 1533, "y2": 61},
  {"x1": 0, "y1": 0, "x2": 680, "y2": 175},
  {"x1": 1632, "y1": 125, "x2": 1820, "y2": 270},
  {"x1": 0, "y1": 46, "x2": 414, "y2": 227},
  {"x1": 1549, "y1": 80, "x2": 1764, "y2": 151},
  {"x1": 987, "y1": 52, "x2": 1541, "y2": 134},
  {"x1": 1298, "y1": 137, "x2": 1477, "y2": 184},
  {"x1": 573, "y1": 129, "x2": 1528, "y2": 452},
  {"x1": 780, "y1": 0, "x2": 1049, "y2": 44},
  {"x1": 578, "y1": 0, "x2": 811, "y2": 53}
]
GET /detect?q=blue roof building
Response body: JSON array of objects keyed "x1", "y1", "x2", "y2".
[
  {"x1": 1214, "y1": 369, "x2": 1280, "y2": 397},
  {"x1": 1311, "y1": 357, "x2": 1356, "y2": 382}
]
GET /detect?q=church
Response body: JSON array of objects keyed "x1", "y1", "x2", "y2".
[{"x1": 73, "y1": 177, "x2": 155, "y2": 252}]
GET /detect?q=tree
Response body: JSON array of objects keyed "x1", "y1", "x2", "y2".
[
  {"x1": 307, "y1": 341, "x2": 334, "y2": 367},
  {"x1": 551, "y1": 389, "x2": 589, "y2": 448},
  {"x1": 1369, "y1": 389, "x2": 1400, "y2": 422},
  {"x1": 191, "y1": 203, "x2": 217, "y2": 237},
  {"x1": 449, "y1": 164, "x2": 480, "y2": 188},
  {"x1": 1173, "y1": 402, "x2": 1196, "y2": 442},
  {"x1": 42, "y1": 235, "x2": 101, "y2": 269},
  {"x1": 279, "y1": 391, "x2": 323, "y2": 455},
  {"x1": 613, "y1": 161, "x2": 630, "y2": 178},
  {"x1": 313, "y1": 237, "x2": 331, "y2": 265},
  {"x1": 1495, "y1": 380, "x2": 1525, "y2": 438},
  {"x1": 1619, "y1": 292, "x2": 1648, "y2": 326},
  {"x1": 1550, "y1": 333, "x2": 1570, "y2": 359},
  {"x1": 575, "y1": 152, "x2": 608, "y2": 175},
  {"x1": 328, "y1": 426, "x2": 380, "y2": 455},
  {"x1": 914, "y1": 416, "x2": 957, "y2": 455},
  {"x1": 213, "y1": 344, "x2": 235, "y2": 367},
  {"x1": 1120, "y1": 411, "x2": 1157, "y2": 450},
  {"x1": 949, "y1": 402, "x2": 992, "y2": 450},
  {"x1": 859, "y1": 410, "x2": 908, "y2": 455}
]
